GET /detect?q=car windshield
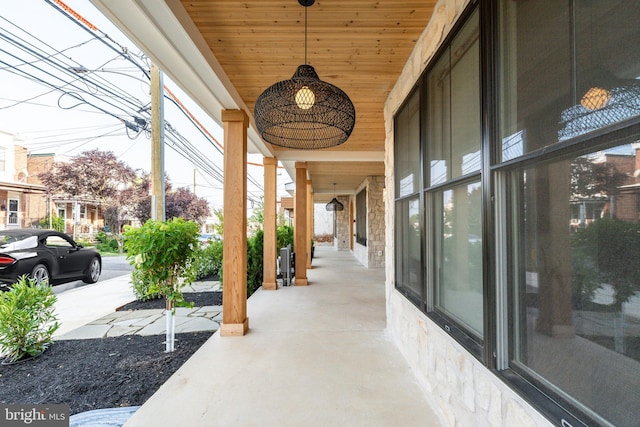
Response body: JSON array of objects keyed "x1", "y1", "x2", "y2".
[{"x1": 0, "y1": 234, "x2": 38, "y2": 251}]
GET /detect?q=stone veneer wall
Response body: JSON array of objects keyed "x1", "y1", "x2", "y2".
[
  {"x1": 334, "y1": 195, "x2": 351, "y2": 251},
  {"x1": 353, "y1": 176, "x2": 386, "y2": 268},
  {"x1": 384, "y1": 0, "x2": 553, "y2": 425}
]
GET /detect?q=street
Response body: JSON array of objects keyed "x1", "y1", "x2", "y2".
[{"x1": 52, "y1": 255, "x2": 133, "y2": 294}]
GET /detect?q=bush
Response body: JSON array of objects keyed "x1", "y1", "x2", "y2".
[
  {"x1": 123, "y1": 218, "x2": 200, "y2": 309},
  {"x1": 130, "y1": 268, "x2": 161, "y2": 302},
  {"x1": 96, "y1": 230, "x2": 109, "y2": 244},
  {"x1": 277, "y1": 225, "x2": 294, "y2": 252},
  {"x1": 0, "y1": 276, "x2": 59, "y2": 363},
  {"x1": 38, "y1": 215, "x2": 64, "y2": 232},
  {"x1": 247, "y1": 229, "x2": 264, "y2": 297},
  {"x1": 192, "y1": 240, "x2": 223, "y2": 280}
]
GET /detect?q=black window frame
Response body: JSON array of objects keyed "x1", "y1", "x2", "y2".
[
  {"x1": 355, "y1": 188, "x2": 367, "y2": 246},
  {"x1": 393, "y1": 0, "x2": 640, "y2": 425}
]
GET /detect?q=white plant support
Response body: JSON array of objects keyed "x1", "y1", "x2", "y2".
[{"x1": 165, "y1": 309, "x2": 175, "y2": 352}]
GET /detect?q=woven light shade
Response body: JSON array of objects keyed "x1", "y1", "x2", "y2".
[
  {"x1": 325, "y1": 197, "x2": 344, "y2": 211},
  {"x1": 325, "y1": 183, "x2": 344, "y2": 211},
  {"x1": 253, "y1": 0, "x2": 355, "y2": 149},
  {"x1": 254, "y1": 65, "x2": 355, "y2": 149}
]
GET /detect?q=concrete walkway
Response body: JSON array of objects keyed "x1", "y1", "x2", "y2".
[
  {"x1": 55, "y1": 278, "x2": 221, "y2": 340},
  {"x1": 124, "y1": 246, "x2": 443, "y2": 427}
]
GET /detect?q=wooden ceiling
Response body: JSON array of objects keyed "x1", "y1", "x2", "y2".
[{"x1": 179, "y1": 0, "x2": 435, "y2": 197}]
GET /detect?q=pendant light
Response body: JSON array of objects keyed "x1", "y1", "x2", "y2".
[
  {"x1": 326, "y1": 183, "x2": 344, "y2": 211},
  {"x1": 253, "y1": 0, "x2": 356, "y2": 149}
]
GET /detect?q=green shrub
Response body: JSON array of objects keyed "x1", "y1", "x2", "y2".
[
  {"x1": 192, "y1": 240, "x2": 223, "y2": 280},
  {"x1": 130, "y1": 268, "x2": 161, "y2": 301},
  {"x1": 0, "y1": 276, "x2": 59, "y2": 363},
  {"x1": 96, "y1": 230, "x2": 107, "y2": 243},
  {"x1": 123, "y1": 218, "x2": 200, "y2": 309},
  {"x1": 38, "y1": 215, "x2": 64, "y2": 232},
  {"x1": 247, "y1": 229, "x2": 264, "y2": 297},
  {"x1": 277, "y1": 224, "x2": 294, "y2": 252}
]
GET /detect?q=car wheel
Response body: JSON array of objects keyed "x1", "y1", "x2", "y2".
[
  {"x1": 83, "y1": 257, "x2": 101, "y2": 284},
  {"x1": 31, "y1": 264, "x2": 50, "y2": 285}
]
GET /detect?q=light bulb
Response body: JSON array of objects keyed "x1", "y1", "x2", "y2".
[
  {"x1": 295, "y1": 86, "x2": 315, "y2": 110},
  {"x1": 581, "y1": 87, "x2": 611, "y2": 111}
]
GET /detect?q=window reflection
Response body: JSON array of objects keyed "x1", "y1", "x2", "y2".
[
  {"x1": 436, "y1": 181, "x2": 483, "y2": 336},
  {"x1": 512, "y1": 143, "x2": 640, "y2": 426}
]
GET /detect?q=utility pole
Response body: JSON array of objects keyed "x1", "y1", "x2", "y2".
[{"x1": 150, "y1": 63, "x2": 165, "y2": 221}]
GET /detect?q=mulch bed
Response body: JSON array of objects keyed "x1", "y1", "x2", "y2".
[
  {"x1": 0, "y1": 288, "x2": 222, "y2": 416},
  {"x1": 0, "y1": 333, "x2": 211, "y2": 415},
  {"x1": 117, "y1": 291, "x2": 222, "y2": 311}
]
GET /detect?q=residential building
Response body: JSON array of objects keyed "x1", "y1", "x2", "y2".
[
  {"x1": 0, "y1": 130, "x2": 47, "y2": 229},
  {"x1": 89, "y1": 1, "x2": 640, "y2": 425},
  {"x1": 27, "y1": 153, "x2": 104, "y2": 237}
]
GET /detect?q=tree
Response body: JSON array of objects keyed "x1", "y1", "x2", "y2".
[
  {"x1": 166, "y1": 187, "x2": 210, "y2": 224},
  {"x1": 248, "y1": 197, "x2": 264, "y2": 233},
  {"x1": 123, "y1": 218, "x2": 200, "y2": 352},
  {"x1": 570, "y1": 156, "x2": 628, "y2": 218},
  {"x1": 131, "y1": 176, "x2": 210, "y2": 225},
  {"x1": 104, "y1": 172, "x2": 150, "y2": 237},
  {"x1": 38, "y1": 150, "x2": 136, "y2": 236},
  {"x1": 211, "y1": 208, "x2": 224, "y2": 236},
  {"x1": 39, "y1": 149, "x2": 136, "y2": 203}
]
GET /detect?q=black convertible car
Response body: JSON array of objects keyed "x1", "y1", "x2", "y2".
[{"x1": 0, "y1": 229, "x2": 101, "y2": 290}]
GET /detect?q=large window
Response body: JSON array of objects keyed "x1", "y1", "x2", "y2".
[
  {"x1": 433, "y1": 180, "x2": 483, "y2": 337},
  {"x1": 426, "y1": 8, "x2": 482, "y2": 342},
  {"x1": 393, "y1": 0, "x2": 640, "y2": 425},
  {"x1": 497, "y1": 1, "x2": 640, "y2": 425},
  {"x1": 504, "y1": 143, "x2": 640, "y2": 427},
  {"x1": 355, "y1": 188, "x2": 367, "y2": 246},
  {"x1": 395, "y1": 90, "x2": 422, "y2": 303},
  {"x1": 395, "y1": 7, "x2": 483, "y2": 344}
]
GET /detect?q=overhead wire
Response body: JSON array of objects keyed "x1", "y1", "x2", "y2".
[{"x1": 3, "y1": 0, "x2": 268, "y2": 205}]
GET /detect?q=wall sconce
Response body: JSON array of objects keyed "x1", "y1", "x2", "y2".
[{"x1": 1, "y1": 200, "x2": 6, "y2": 211}]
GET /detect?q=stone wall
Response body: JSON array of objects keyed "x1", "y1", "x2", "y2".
[
  {"x1": 384, "y1": 0, "x2": 553, "y2": 425},
  {"x1": 352, "y1": 176, "x2": 385, "y2": 268},
  {"x1": 334, "y1": 195, "x2": 351, "y2": 251}
]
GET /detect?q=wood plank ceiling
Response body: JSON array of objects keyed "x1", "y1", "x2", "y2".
[{"x1": 180, "y1": 0, "x2": 436, "y2": 198}]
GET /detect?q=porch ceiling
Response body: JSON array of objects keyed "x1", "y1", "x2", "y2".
[{"x1": 90, "y1": 0, "x2": 436, "y2": 197}]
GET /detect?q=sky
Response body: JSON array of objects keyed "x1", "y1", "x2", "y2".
[{"x1": 0, "y1": 0, "x2": 280, "y2": 210}]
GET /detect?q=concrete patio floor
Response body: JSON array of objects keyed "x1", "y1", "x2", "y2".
[{"x1": 124, "y1": 246, "x2": 443, "y2": 427}]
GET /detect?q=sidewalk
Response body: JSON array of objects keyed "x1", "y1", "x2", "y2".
[
  {"x1": 54, "y1": 275, "x2": 222, "y2": 339},
  {"x1": 124, "y1": 246, "x2": 443, "y2": 427}
]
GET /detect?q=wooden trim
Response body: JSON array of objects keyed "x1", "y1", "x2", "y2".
[
  {"x1": 294, "y1": 163, "x2": 308, "y2": 285},
  {"x1": 262, "y1": 156, "x2": 278, "y2": 290},
  {"x1": 220, "y1": 318, "x2": 249, "y2": 337},
  {"x1": 222, "y1": 109, "x2": 249, "y2": 335}
]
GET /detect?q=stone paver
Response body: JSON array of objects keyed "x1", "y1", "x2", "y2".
[{"x1": 56, "y1": 281, "x2": 222, "y2": 340}]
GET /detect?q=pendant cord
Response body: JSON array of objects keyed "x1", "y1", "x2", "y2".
[{"x1": 304, "y1": 5, "x2": 308, "y2": 65}]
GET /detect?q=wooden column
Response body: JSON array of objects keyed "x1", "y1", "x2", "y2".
[
  {"x1": 306, "y1": 179, "x2": 313, "y2": 269},
  {"x1": 220, "y1": 109, "x2": 249, "y2": 336},
  {"x1": 262, "y1": 157, "x2": 278, "y2": 290},
  {"x1": 294, "y1": 162, "x2": 308, "y2": 285}
]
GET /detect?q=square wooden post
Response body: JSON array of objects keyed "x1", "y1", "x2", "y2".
[
  {"x1": 306, "y1": 179, "x2": 313, "y2": 269},
  {"x1": 220, "y1": 109, "x2": 249, "y2": 336},
  {"x1": 294, "y1": 162, "x2": 308, "y2": 285},
  {"x1": 262, "y1": 157, "x2": 278, "y2": 290}
]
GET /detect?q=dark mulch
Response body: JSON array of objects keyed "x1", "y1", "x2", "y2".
[
  {"x1": 116, "y1": 291, "x2": 222, "y2": 311},
  {"x1": 0, "y1": 332, "x2": 211, "y2": 415},
  {"x1": 0, "y1": 282, "x2": 221, "y2": 416}
]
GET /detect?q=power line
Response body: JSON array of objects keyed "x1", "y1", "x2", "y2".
[{"x1": 1, "y1": 1, "x2": 268, "y2": 206}]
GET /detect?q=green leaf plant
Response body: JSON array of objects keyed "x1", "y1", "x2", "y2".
[
  {"x1": 123, "y1": 218, "x2": 200, "y2": 352},
  {"x1": 124, "y1": 218, "x2": 200, "y2": 311},
  {"x1": 0, "y1": 276, "x2": 60, "y2": 363}
]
